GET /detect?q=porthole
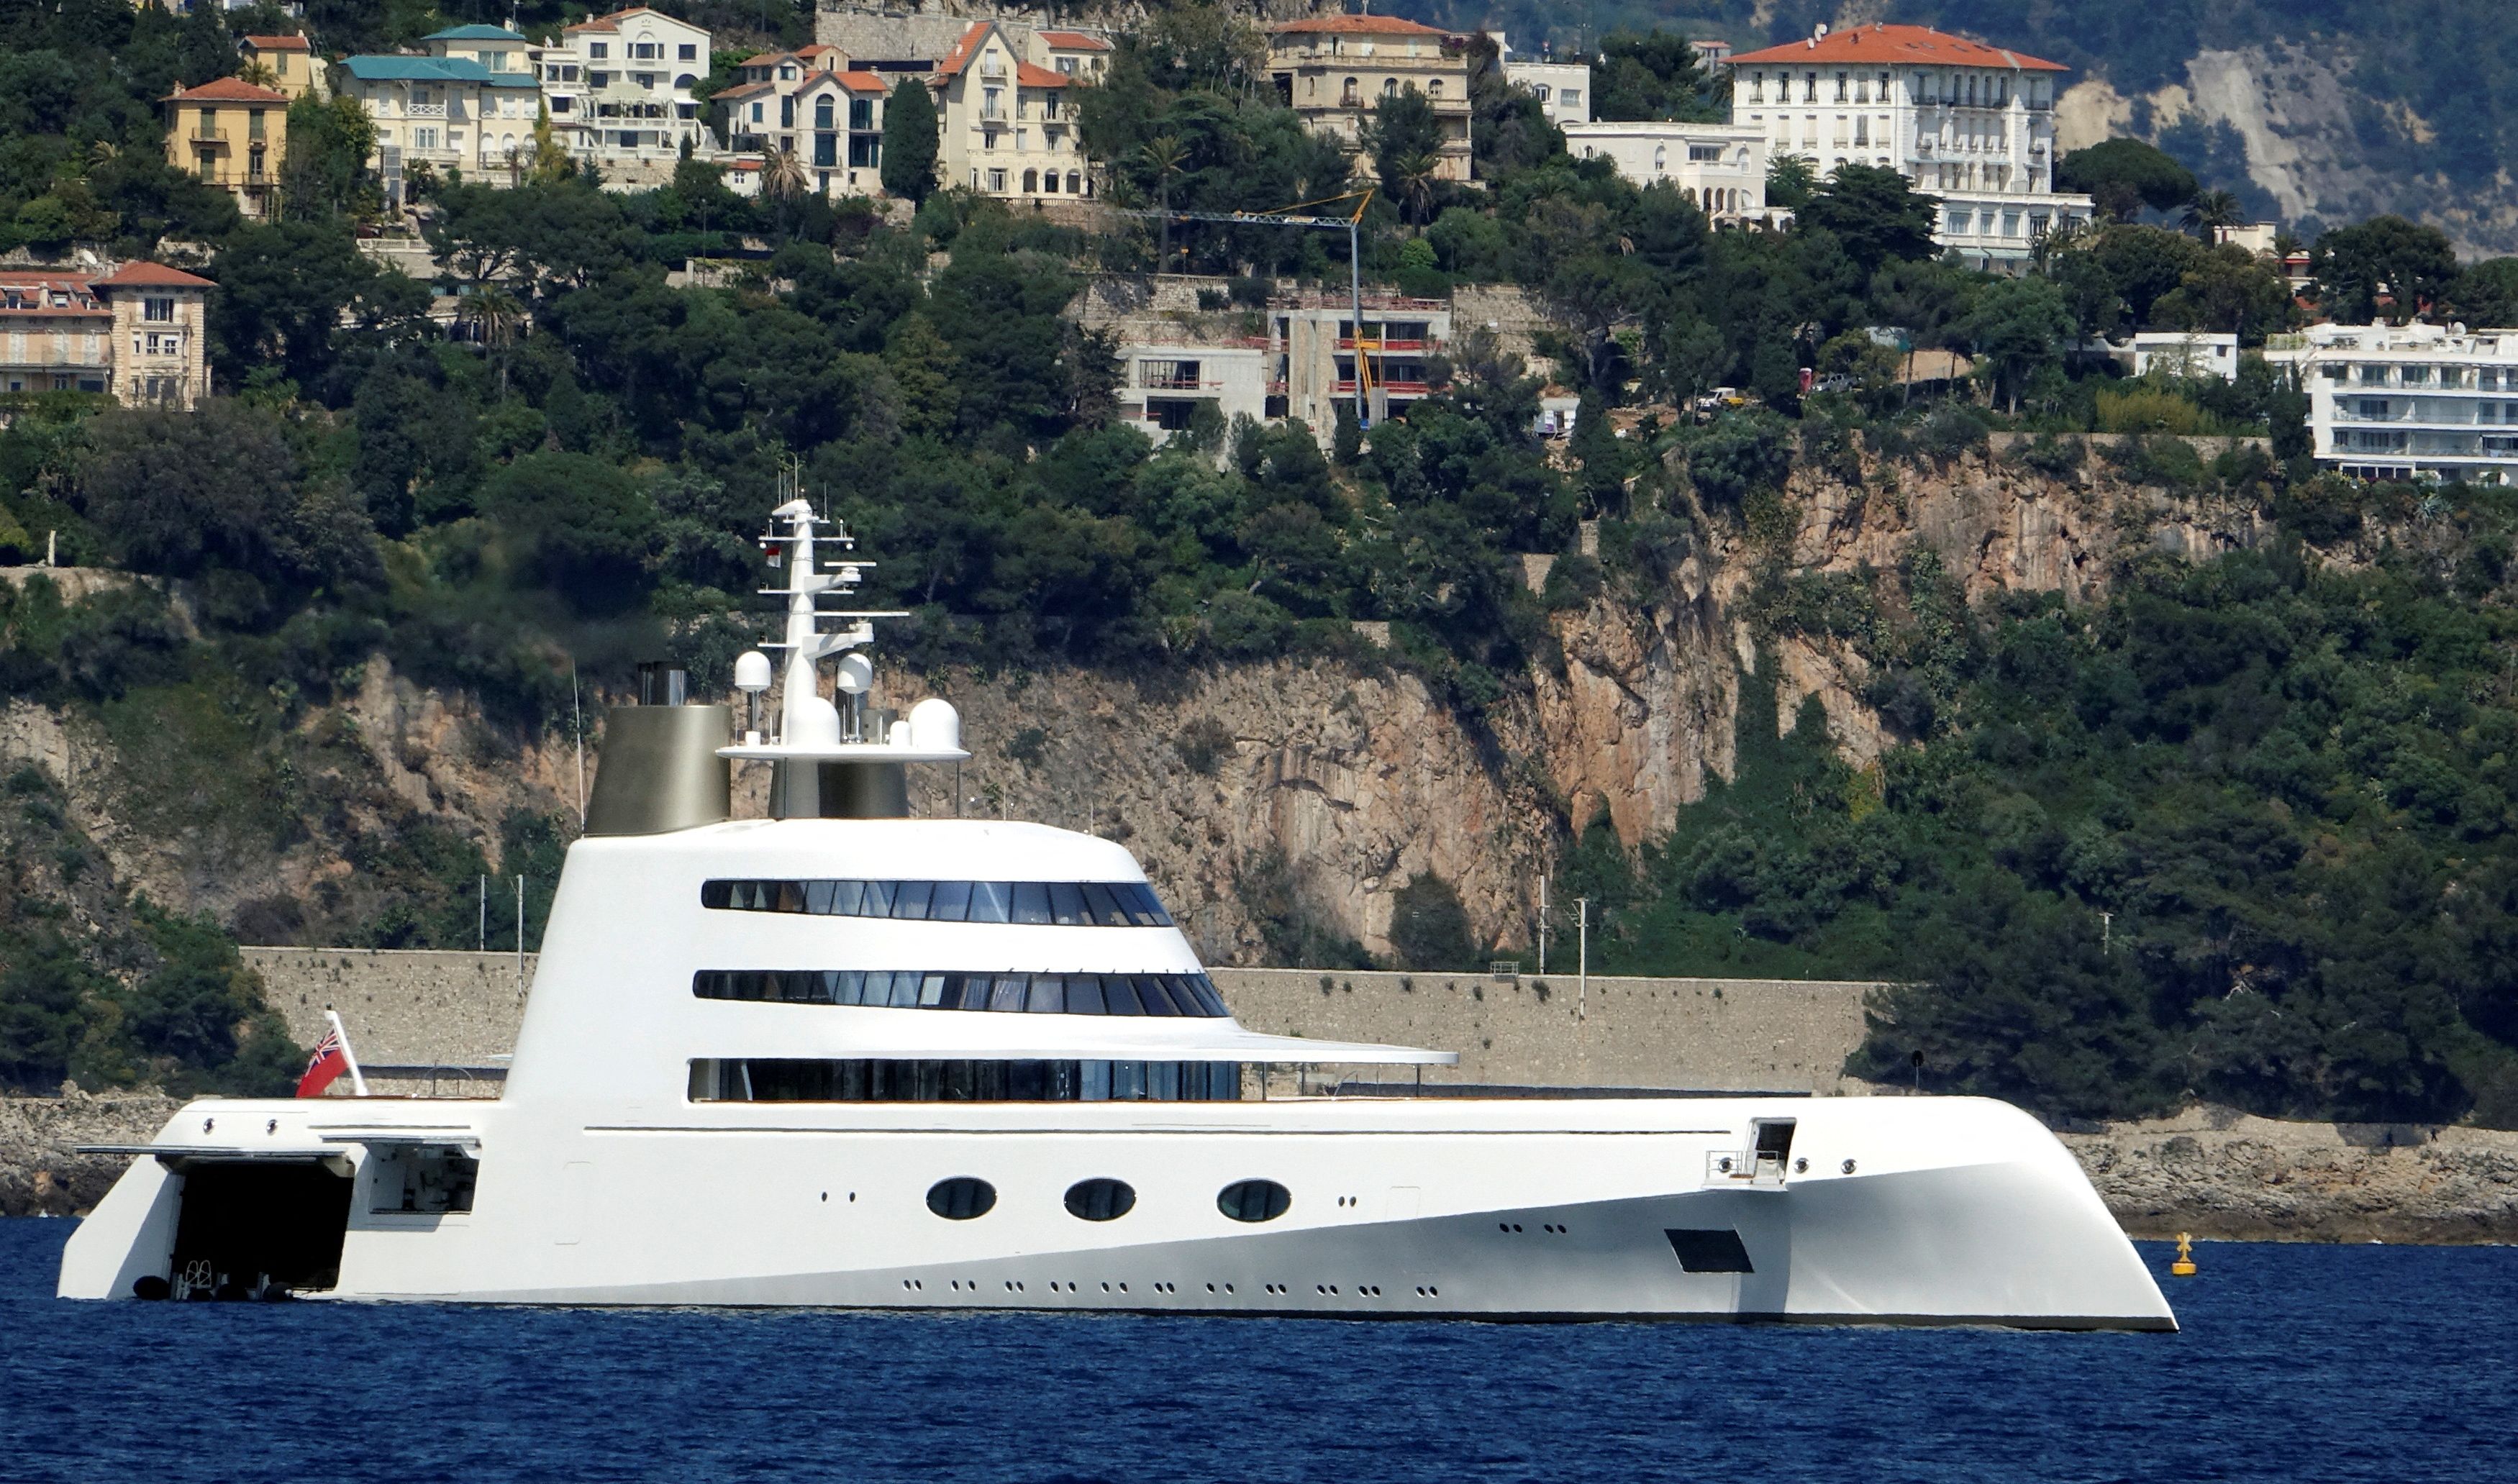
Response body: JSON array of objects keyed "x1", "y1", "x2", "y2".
[
  {"x1": 1217, "y1": 1179, "x2": 1291, "y2": 1223},
  {"x1": 1064, "y1": 1178, "x2": 1137, "y2": 1221},
  {"x1": 927, "y1": 1177, "x2": 996, "y2": 1219}
]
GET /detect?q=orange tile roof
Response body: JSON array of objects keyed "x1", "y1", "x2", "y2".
[
  {"x1": 91, "y1": 262, "x2": 216, "y2": 290},
  {"x1": 741, "y1": 50, "x2": 788, "y2": 67},
  {"x1": 837, "y1": 70, "x2": 888, "y2": 94},
  {"x1": 1014, "y1": 60, "x2": 1070, "y2": 88},
  {"x1": 1268, "y1": 15, "x2": 1453, "y2": 37},
  {"x1": 934, "y1": 22, "x2": 991, "y2": 79},
  {"x1": 1037, "y1": 31, "x2": 1110, "y2": 50},
  {"x1": 240, "y1": 34, "x2": 311, "y2": 51},
  {"x1": 1728, "y1": 23, "x2": 2067, "y2": 72},
  {"x1": 168, "y1": 77, "x2": 290, "y2": 103},
  {"x1": 566, "y1": 6, "x2": 668, "y2": 34}
]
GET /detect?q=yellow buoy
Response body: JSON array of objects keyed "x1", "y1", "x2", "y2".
[{"x1": 2171, "y1": 1232, "x2": 2198, "y2": 1277}]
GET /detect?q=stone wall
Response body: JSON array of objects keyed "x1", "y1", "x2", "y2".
[
  {"x1": 1212, "y1": 968, "x2": 1875, "y2": 1093},
  {"x1": 245, "y1": 947, "x2": 534, "y2": 1074}
]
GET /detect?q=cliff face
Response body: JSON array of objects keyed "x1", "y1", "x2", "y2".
[{"x1": 0, "y1": 442, "x2": 2271, "y2": 962}]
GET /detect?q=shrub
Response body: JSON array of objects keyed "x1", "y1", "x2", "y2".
[{"x1": 1388, "y1": 871, "x2": 1478, "y2": 970}]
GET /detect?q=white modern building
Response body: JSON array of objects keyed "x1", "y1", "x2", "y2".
[
  {"x1": 1724, "y1": 22, "x2": 2094, "y2": 263},
  {"x1": 2130, "y1": 331, "x2": 2237, "y2": 381},
  {"x1": 532, "y1": 6, "x2": 713, "y2": 180},
  {"x1": 2268, "y1": 322, "x2": 2518, "y2": 485},
  {"x1": 1560, "y1": 122, "x2": 1768, "y2": 222},
  {"x1": 1116, "y1": 341, "x2": 1269, "y2": 443},
  {"x1": 1490, "y1": 34, "x2": 1588, "y2": 127}
]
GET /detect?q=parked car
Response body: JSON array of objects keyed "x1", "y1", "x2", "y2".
[{"x1": 1696, "y1": 386, "x2": 1748, "y2": 411}]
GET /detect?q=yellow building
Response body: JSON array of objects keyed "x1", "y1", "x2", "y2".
[
  {"x1": 163, "y1": 77, "x2": 291, "y2": 220},
  {"x1": 1266, "y1": 15, "x2": 1472, "y2": 183},
  {"x1": 238, "y1": 34, "x2": 324, "y2": 101}
]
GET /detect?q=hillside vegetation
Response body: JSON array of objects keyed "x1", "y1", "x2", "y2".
[{"x1": 0, "y1": 4, "x2": 2515, "y2": 1126}]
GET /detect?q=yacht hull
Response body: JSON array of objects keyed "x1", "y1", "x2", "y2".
[{"x1": 59, "y1": 1093, "x2": 2174, "y2": 1330}]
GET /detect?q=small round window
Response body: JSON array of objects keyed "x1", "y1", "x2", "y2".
[
  {"x1": 1063, "y1": 1178, "x2": 1136, "y2": 1221},
  {"x1": 1217, "y1": 1179, "x2": 1291, "y2": 1223},
  {"x1": 926, "y1": 1177, "x2": 996, "y2": 1219}
]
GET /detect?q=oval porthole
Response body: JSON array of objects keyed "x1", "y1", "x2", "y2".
[
  {"x1": 1217, "y1": 1179, "x2": 1291, "y2": 1223},
  {"x1": 1064, "y1": 1178, "x2": 1136, "y2": 1221},
  {"x1": 926, "y1": 1177, "x2": 996, "y2": 1219}
]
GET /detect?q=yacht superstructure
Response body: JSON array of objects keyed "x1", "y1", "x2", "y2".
[{"x1": 59, "y1": 499, "x2": 2176, "y2": 1329}]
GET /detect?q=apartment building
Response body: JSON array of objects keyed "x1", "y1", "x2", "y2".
[
  {"x1": 1, "y1": 263, "x2": 214, "y2": 407},
  {"x1": 1274, "y1": 296, "x2": 1452, "y2": 429},
  {"x1": 237, "y1": 34, "x2": 323, "y2": 101},
  {"x1": 718, "y1": 41, "x2": 888, "y2": 194},
  {"x1": 0, "y1": 272, "x2": 112, "y2": 397},
  {"x1": 1117, "y1": 340, "x2": 1269, "y2": 442},
  {"x1": 2267, "y1": 322, "x2": 2518, "y2": 485},
  {"x1": 533, "y1": 6, "x2": 712, "y2": 177},
  {"x1": 340, "y1": 52, "x2": 541, "y2": 201},
  {"x1": 1267, "y1": 15, "x2": 1471, "y2": 183},
  {"x1": 1035, "y1": 31, "x2": 1112, "y2": 81},
  {"x1": 1726, "y1": 22, "x2": 2093, "y2": 263},
  {"x1": 163, "y1": 77, "x2": 289, "y2": 220},
  {"x1": 1491, "y1": 35, "x2": 1588, "y2": 127},
  {"x1": 932, "y1": 22, "x2": 1091, "y2": 200},
  {"x1": 1560, "y1": 122, "x2": 1769, "y2": 219}
]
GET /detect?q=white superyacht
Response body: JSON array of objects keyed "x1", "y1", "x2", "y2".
[{"x1": 60, "y1": 499, "x2": 2175, "y2": 1329}]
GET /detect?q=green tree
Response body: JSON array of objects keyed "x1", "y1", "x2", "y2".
[
  {"x1": 1363, "y1": 88, "x2": 1446, "y2": 225},
  {"x1": 880, "y1": 76, "x2": 938, "y2": 203},
  {"x1": 2313, "y1": 215, "x2": 2461, "y2": 324},
  {"x1": 2180, "y1": 187, "x2": 2246, "y2": 240},
  {"x1": 1388, "y1": 871, "x2": 1478, "y2": 970},
  {"x1": 279, "y1": 94, "x2": 378, "y2": 221},
  {"x1": 1958, "y1": 275, "x2": 2074, "y2": 413},
  {"x1": 1799, "y1": 163, "x2": 1937, "y2": 277},
  {"x1": 2443, "y1": 257, "x2": 2518, "y2": 327},
  {"x1": 174, "y1": 1, "x2": 236, "y2": 88},
  {"x1": 2057, "y1": 137, "x2": 2197, "y2": 222},
  {"x1": 1591, "y1": 30, "x2": 1722, "y2": 122},
  {"x1": 2153, "y1": 245, "x2": 2297, "y2": 344},
  {"x1": 1765, "y1": 153, "x2": 1819, "y2": 211}
]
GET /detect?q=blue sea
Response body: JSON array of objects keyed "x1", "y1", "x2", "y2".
[{"x1": 2, "y1": 1219, "x2": 2509, "y2": 1483}]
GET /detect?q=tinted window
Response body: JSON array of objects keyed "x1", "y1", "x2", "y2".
[
  {"x1": 1665, "y1": 1228, "x2": 1755, "y2": 1273},
  {"x1": 1218, "y1": 1180, "x2": 1291, "y2": 1223},
  {"x1": 705, "y1": 878, "x2": 1181, "y2": 927},
  {"x1": 927, "y1": 1178, "x2": 996, "y2": 1219},
  {"x1": 696, "y1": 1059, "x2": 1245, "y2": 1104},
  {"x1": 1064, "y1": 1178, "x2": 1135, "y2": 1221},
  {"x1": 693, "y1": 970, "x2": 1229, "y2": 1016}
]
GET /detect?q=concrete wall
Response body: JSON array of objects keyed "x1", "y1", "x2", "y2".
[
  {"x1": 242, "y1": 949, "x2": 1878, "y2": 1094},
  {"x1": 247, "y1": 948, "x2": 534, "y2": 1074},
  {"x1": 1212, "y1": 968, "x2": 1876, "y2": 1093}
]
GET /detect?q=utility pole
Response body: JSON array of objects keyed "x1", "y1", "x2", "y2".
[
  {"x1": 515, "y1": 874, "x2": 527, "y2": 988},
  {"x1": 478, "y1": 874, "x2": 486, "y2": 952},
  {"x1": 1577, "y1": 898, "x2": 1590, "y2": 1022},
  {"x1": 1537, "y1": 873, "x2": 1548, "y2": 976},
  {"x1": 2100, "y1": 911, "x2": 2114, "y2": 954}
]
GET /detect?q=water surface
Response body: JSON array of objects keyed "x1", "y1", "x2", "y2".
[{"x1": 3, "y1": 1220, "x2": 2507, "y2": 1482}]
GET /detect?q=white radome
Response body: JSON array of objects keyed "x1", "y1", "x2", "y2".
[{"x1": 58, "y1": 499, "x2": 2175, "y2": 1330}]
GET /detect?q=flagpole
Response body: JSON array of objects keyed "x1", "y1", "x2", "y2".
[{"x1": 327, "y1": 1009, "x2": 369, "y2": 1096}]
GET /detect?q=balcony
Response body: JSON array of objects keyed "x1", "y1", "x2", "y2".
[{"x1": 406, "y1": 101, "x2": 448, "y2": 118}]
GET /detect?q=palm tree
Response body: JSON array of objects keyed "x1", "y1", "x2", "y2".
[
  {"x1": 1392, "y1": 151, "x2": 1440, "y2": 226},
  {"x1": 2181, "y1": 188, "x2": 2245, "y2": 242},
  {"x1": 759, "y1": 146, "x2": 807, "y2": 236},
  {"x1": 457, "y1": 285, "x2": 524, "y2": 396},
  {"x1": 237, "y1": 59, "x2": 282, "y2": 91},
  {"x1": 1139, "y1": 135, "x2": 1188, "y2": 272}
]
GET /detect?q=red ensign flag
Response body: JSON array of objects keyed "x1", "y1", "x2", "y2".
[{"x1": 296, "y1": 1025, "x2": 350, "y2": 1098}]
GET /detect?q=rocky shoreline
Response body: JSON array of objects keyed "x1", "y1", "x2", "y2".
[{"x1": 6, "y1": 1094, "x2": 2513, "y2": 1243}]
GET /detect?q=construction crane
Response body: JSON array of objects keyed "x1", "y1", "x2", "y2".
[{"x1": 1112, "y1": 188, "x2": 1381, "y2": 427}]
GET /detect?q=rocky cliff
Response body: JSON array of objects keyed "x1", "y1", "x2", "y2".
[{"x1": 1, "y1": 438, "x2": 2281, "y2": 962}]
